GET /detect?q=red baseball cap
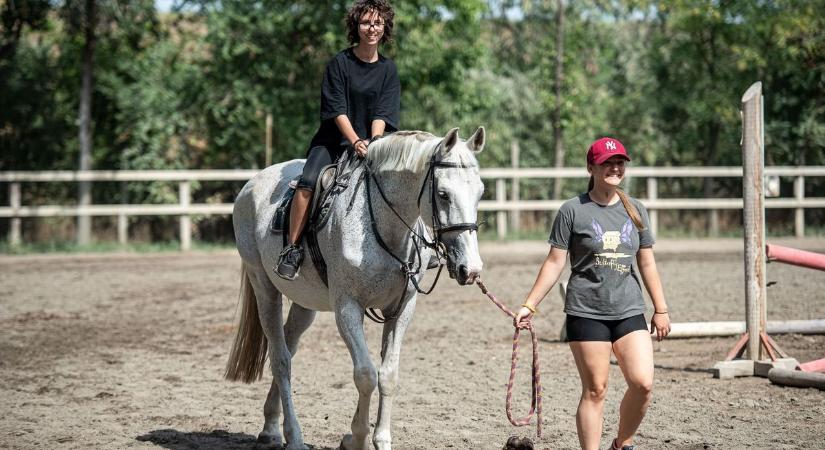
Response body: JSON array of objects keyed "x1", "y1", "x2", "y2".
[{"x1": 587, "y1": 137, "x2": 630, "y2": 165}]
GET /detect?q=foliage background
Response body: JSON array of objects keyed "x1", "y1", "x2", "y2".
[{"x1": 1, "y1": 0, "x2": 823, "y2": 243}]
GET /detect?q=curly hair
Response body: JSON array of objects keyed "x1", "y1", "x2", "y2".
[{"x1": 346, "y1": 0, "x2": 395, "y2": 45}]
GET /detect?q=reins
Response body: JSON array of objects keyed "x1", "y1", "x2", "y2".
[{"x1": 475, "y1": 278, "x2": 543, "y2": 438}]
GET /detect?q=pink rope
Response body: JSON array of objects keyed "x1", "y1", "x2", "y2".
[{"x1": 475, "y1": 278, "x2": 543, "y2": 438}]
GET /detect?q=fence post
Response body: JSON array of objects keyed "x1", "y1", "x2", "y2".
[
  {"x1": 77, "y1": 177, "x2": 92, "y2": 245},
  {"x1": 794, "y1": 176, "x2": 805, "y2": 237},
  {"x1": 118, "y1": 182, "x2": 128, "y2": 245},
  {"x1": 9, "y1": 182, "x2": 21, "y2": 246},
  {"x1": 179, "y1": 181, "x2": 191, "y2": 251},
  {"x1": 741, "y1": 82, "x2": 766, "y2": 361},
  {"x1": 496, "y1": 178, "x2": 507, "y2": 239},
  {"x1": 510, "y1": 141, "x2": 520, "y2": 234},
  {"x1": 646, "y1": 177, "x2": 658, "y2": 238}
]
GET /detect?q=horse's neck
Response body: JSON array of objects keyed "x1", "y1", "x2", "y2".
[{"x1": 365, "y1": 168, "x2": 427, "y2": 248}]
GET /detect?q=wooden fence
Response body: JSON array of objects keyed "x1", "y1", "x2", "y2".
[{"x1": 1, "y1": 166, "x2": 824, "y2": 249}]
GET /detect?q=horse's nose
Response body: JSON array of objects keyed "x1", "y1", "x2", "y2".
[{"x1": 458, "y1": 265, "x2": 481, "y2": 285}]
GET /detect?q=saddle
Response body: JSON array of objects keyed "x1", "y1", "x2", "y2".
[{"x1": 270, "y1": 152, "x2": 360, "y2": 285}]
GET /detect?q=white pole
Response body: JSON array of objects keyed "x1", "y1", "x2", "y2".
[
  {"x1": 496, "y1": 178, "x2": 506, "y2": 239},
  {"x1": 794, "y1": 176, "x2": 805, "y2": 237},
  {"x1": 179, "y1": 181, "x2": 191, "y2": 251},
  {"x1": 9, "y1": 182, "x2": 21, "y2": 246},
  {"x1": 510, "y1": 141, "x2": 520, "y2": 233}
]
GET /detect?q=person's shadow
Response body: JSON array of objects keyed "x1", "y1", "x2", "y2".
[{"x1": 136, "y1": 429, "x2": 335, "y2": 449}]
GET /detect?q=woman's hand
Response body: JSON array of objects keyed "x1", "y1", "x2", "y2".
[
  {"x1": 650, "y1": 312, "x2": 671, "y2": 341},
  {"x1": 354, "y1": 138, "x2": 369, "y2": 157},
  {"x1": 513, "y1": 306, "x2": 534, "y2": 329}
]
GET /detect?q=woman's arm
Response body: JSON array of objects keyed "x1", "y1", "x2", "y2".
[
  {"x1": 334, "y1": 115, "x2": 368, "y2": 156},
  {"x1": 371, "y1": 119, "x2": 386, "y2": 139},
  {"x1": 637, "y1": 247, "x2": 671, "y2": 340},
  {"x1": 514, "y1": 246, "x2": 568, "y2": 327}
]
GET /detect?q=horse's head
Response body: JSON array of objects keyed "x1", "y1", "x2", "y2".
[{"x1": 422, "y1": 127, "x2": 486, "y2": 285}]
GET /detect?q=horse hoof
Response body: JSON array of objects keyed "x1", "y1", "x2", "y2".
[
  {"x1": 256, "y1": 433, "x2": 282, "y2": 448},
  {"x1": 338, "y1": 433, "x2": 363, "y2": 450}
]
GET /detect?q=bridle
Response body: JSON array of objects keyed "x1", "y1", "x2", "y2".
[{"x1": 362, "y1": 140, "x2": 480, "y2": 322}]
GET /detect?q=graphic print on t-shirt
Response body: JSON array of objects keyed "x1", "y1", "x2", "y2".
[{"x1": 591, "y1": 218, "x2": 633, "y2": 274}]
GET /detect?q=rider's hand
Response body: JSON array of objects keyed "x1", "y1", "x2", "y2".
[
  {"x1": 513, "y1": 306, "x2": 534, "y2": 329},
  {"x1": 354, "y1": 139, "x2": 369, "y2": 157},
  {"x1": 650, "y1": 311, "x2": 671, "y2": 341}
]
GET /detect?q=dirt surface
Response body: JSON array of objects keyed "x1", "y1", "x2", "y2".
[{"x1": 1, "y1": 238, "x2": 824, "y2": 450}]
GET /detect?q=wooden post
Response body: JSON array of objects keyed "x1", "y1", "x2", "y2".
[
  {"x1": 179, "y1": 181, "x2": 191, "y2": 251},
  {"x1": 795, "y1": 176, "x2": 805, "y2": 237},
  {"x1": 265, "y1": 113, "x2": 273, "y2": 168},
  {"x1": 646, "y1": 177, "x2": 658, "y2": 238},
  {"x1": 118, "y1": 182, "x2": 128, "y2": 245},
  {"x1": 741, "y1": 82, "x2": 767, "y2": 361},
  {"x1": 496, "y1": 178, "x2": 506, "y2": 239},
  {"x1": 77, "y1": 178, "x2": 92, "y2": 245},
  {"x1": 9, "y1": 182, "x2": 21, "y2": 246},
  {"x1": 510, "y1": 141, "x2": 520, "y2": 234}
]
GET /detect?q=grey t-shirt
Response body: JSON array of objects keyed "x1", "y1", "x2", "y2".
[{"x1": 549, "y1": 193, "x2": 655, "y2": 320}]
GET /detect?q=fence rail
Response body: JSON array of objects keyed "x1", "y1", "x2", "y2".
[{"x1": 2, "y1": 166, "x2": 823, "y2": 248}]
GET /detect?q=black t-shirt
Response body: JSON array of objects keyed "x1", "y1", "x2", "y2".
[{"x1": 309, "y1": 48, "x2": 401, "y2": 151}]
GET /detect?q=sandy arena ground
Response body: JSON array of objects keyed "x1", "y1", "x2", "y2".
[{"x1": 1, "y1": 238, "x2": 824, "y2": 450}]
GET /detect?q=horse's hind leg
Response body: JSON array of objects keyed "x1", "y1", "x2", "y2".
[
  {"x1": 247, "y1": 268, "x2": 307, "y2": 450},
  {"x1": 335, "y1": 297, "x2": 377, "y2": 450},
  {"x1": 261, "y1": 303, "x2": 316, "y2": 446}
]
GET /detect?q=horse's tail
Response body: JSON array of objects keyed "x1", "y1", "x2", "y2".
[{"x1": 224, "y1": 265, "x2": 269, "y2": 383}]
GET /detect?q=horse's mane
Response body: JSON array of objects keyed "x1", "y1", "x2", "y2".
[{"x1": 366, "y1": 130, "x2": 477, "y2": 172}]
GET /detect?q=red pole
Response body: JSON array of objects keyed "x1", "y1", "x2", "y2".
[{"x1": 766, "y1": 244, "x2": 825, "y2": 272}]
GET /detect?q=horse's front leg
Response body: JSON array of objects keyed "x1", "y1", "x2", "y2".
[
  {"x1": 335, "y1": 297, "x2": 377, "y2": 450},
  {"x1": 373, "y1": 293, "x2": 417, "y2": 450}
]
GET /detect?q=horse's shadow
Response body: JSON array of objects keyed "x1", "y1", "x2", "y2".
[{"x1": 136, "y1": 429, "x2": 335, "y2": 450}]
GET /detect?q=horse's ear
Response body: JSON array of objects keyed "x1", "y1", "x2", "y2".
[
  {"x1": 466, "y1": 126, "x2": 485, "y2": 153},
  {"x1": 442, "y1": 127, "x2": 460, "y2": 151}
]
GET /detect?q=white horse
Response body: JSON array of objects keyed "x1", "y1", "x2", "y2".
[{"x1": 226, "y1": 127, "x2": 486, "y2": 450}]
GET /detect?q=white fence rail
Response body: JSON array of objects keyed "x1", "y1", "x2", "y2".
[{"x1": 2, "y1": 166, "x2": 823, "y2": 249}]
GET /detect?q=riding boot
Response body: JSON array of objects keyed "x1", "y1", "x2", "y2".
[{"x1": 275, "y1": 244, "x2": 304, "y2": 280}]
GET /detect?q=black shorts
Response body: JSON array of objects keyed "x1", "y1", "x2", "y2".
[
  {"x1": 296, "y1": 145, "x2": 345, "y2": 191},
  {"x1": 565, "y1": 314, "x2": 647, "y2": 343}
]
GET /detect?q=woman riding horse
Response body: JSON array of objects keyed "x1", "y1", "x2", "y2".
[{"x1": 276, "y1": 0, "x2": 401, "y2": 280}]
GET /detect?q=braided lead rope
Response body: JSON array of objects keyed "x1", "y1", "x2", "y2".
[{"x1": 475, "y1": 278, "x2": 543, "y2": 438}]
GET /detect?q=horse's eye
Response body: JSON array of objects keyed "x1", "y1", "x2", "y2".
[{"x1": 438, "y1": 191, "x2": 449, "y2": 200}]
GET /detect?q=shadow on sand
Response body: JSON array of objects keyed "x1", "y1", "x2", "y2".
[{"x1": 136, "y1": 429, "x2": 335, "y2": 450}]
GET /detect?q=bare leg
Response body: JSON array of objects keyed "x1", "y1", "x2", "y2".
[
  {"x1": 260, "y1": 303, "x2": 316, "y2": 446},
  {"x1": 288, "y1": 188, "x2": 312, "y2": 245},
  {"x1": 611, "y1": 330, "x2": 654, "y2": 448},
  {"x1": 335, "y1": 297, "x2": 377, "y2": 450},
  {"x1": 247, "y1": 268, "x2": 305, "y2": 450},
  {"x1": 373, "y1": 294, "x2": 417, "y2": 450},
  {"x1": 569, "y1": 341, "x2": 612, "y2": 450}
]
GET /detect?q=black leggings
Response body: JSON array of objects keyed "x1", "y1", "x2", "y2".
[
  {"x1": 296, "y1": 145, "x2": 345, "y2": 191},
  {"x1": 565, "y1": 314, "x2": 647, "y2": 343}
]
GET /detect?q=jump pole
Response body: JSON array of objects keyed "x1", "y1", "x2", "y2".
[
  {"x1": 766, "y1": 244, "x2": 825, "y2": 271},
  {"x1": 712, "y1": 82, "x2": 791, "y2": 379}
]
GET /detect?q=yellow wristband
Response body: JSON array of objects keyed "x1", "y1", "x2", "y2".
[{"x1": 521, "y1": 303, "x2": 537, "y2": 314}]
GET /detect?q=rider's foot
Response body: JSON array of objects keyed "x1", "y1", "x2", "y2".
[{"x1": 275, "y1": 244, "x2": 304, "y2": 280}]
